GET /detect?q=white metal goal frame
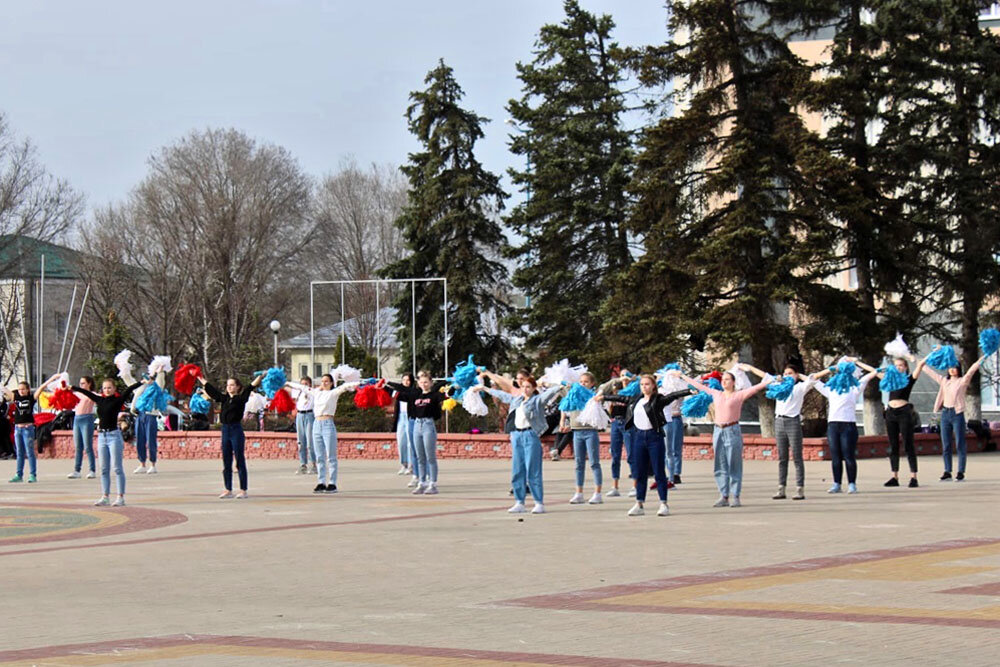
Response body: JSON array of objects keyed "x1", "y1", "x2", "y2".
[{"x1": 309, "y1": 277, "x2": 448, "y2": 381}]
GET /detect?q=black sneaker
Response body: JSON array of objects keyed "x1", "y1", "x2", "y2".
[
  {"x1": 884, "y1": 477, "x2": 899, "y2": 487},
  {"x1": 673, "y1": 475, "x2": 681, "y2": 484},
  {"x1": 908, "y1": 478, "x2": 919, "y2": 488},
  {"x1": 940, "y1": 472, "x2": 952, "y2": 481},
  {"x1": 956, "y1": 472, "x2": 965, "y2": 481},
  {"x1": 325, "y1": 483, "x2": 338, "y2": 493},
  {"x1": 313, "y1": 483, "x2": 326, "y2": 493}
]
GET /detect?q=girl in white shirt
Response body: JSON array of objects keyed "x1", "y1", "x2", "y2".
[
  {"x1": 811, "y1": 359, "x2": 878, "y2": 494},
  {"x1": 286, "y1": 375, "x2": 358, "y2": 493}
]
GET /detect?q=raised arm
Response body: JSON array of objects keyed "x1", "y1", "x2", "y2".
[
  {"x1": 858, "y1": 370, "x2": 879, "y2": 391},
  {"x1": 740, "y1": 364, "x2": 768, "y2": 379},
  {"x1": 202, "y1": 381, "x2": 224, "y2": 402},
  {"x1": 332, "y1": 381, "x2": 360, "y2": 397},
  {"x1": 481, "y1": 386, "x2": 515, "y2": 405},
  {"x1": 121, "y1": 381, "x2": 143, "y2": 402},
  {"x1": 71, "y1": 385, "x2": 102, "y2": 402},
  {"x1": 676, "y1": 372, "x2": 715, "y2": 395},
  {"x1": 35, "y1": 373, "x2": 60, "y2": 400},
  {"x1": 963, "y1": 354, "x2": 987, "y2": 383},
  {"x1": 853, "y1": 359, "x2": 878, "y2": 374},
  {"x1": 480, "y1": 370, "x2": 514, "y2": 393}
]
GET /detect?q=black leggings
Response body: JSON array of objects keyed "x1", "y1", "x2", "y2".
[{"x1": 885, "y1": 405, "x2": 917, "y2": 473}]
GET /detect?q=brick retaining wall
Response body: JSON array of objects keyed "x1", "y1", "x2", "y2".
[{"x1": 38, "y1": 429, "x2": 997, "y2": 462}]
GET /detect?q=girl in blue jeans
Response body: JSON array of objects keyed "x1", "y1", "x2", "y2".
[
  {"x1": 386, "y1": 372, "x2": 452, "y2": 495},
  {"x1": 201, "y1": 372, "x2": 266, "y2": 498},
  {"x1": 72, "y1": 377, "x2": 144, "y2": 506},
  {"x1": 811, "y1": 360, "x2": 878, "y2": 494},
  {"x1": 4, "y1": 381, "x2": 47, "y2": 483},
  {"x1": 475, "y1": 371, "x2": 562, "y2": 514},
  {"x1": 562, "y1": 372, "x2": 603, "y2": 505}
]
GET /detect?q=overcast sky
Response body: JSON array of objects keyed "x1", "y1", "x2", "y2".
[{"x1": 2, "y1": 1, "x2": 669, "y2": 212}]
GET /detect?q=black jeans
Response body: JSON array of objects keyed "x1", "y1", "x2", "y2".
[
  {"x1": 885, "y1": 405, "x2": 917, "y2": 473},
  {"x1": 221, "y1": 423, "x2": 248, "y2": 491}
]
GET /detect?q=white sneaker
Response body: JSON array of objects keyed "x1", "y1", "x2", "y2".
[
  {"x1": 657, "y1": 502, "x2": 670, "y2": 517},
  {"x1": 407, "y1": 476, "x2": 419, "y2": 488},
  {"x1": 627, "y1": 487, "x2": 637, "y2": 498},
  {"x1": 588, "y1": 492, "x2": 603, "y2": 505},
  {"x1": 133, "y1": 465, "x2": 146, "y2": 474},
  {"x1": 508, "y1": 502, "x2": 527, "y2": 513},
  {"x1": 295, "y1": 465, "x2": 307, "y2": 475},
  {"x1": 397, "y1": 466, "x2": 408, "y2": 475},
  {"x1": 219, "y1": 491, "x2": 234, "y2": 499},
  {"x1": 424, "y1": 483, "x2": 439, "y2": 495},
  {"x1": 627, "y1": 502, "x2": 645, "y2": 516},
  {"x1": 111, "y1": 497, "x2": 126, "y2": 507},
  {"x1": 606, "y1": 488, "x2": 621, "y2": 497},
  {"x1": 146, "y1": 465, "x2": 157, "y2": 475},
  {"x1": 67, "y1": 471, "x2": 81, "y2": 479},
  {"x1": 531, "y1": 503, "x2": 546, "y2": 514},
  {"x1": 86, "y1": 471, "x2": 95, "y2": 479},
  {"x1": 93, "y1": 496, "x2": 109, "y2": 506},
  {"x1": 827, "y1": 484, "x2": 842, "y2": 494},
  {"x1": 412, "y1": 483, "x2": 426, "y2": 495},
  {"x1": 569, "y1": 492, "x2": 585, "y2": 504},
  {"x1": 847, "y1": 483, "x2": 858, "y2": 494}
]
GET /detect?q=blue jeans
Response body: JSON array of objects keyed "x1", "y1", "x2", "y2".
[
  {"x1": 221, "y1": 423, "x2": 247, "y2": 491},
  {"x1": 412, "y1": 417, "x2": 438, "y2": 483},
  {"x1": 827, "y1": 421, "x2": 858, "y2": 485},
  {"x1": 14, "y1": 425, "x2": 36, "y2": 477},
  {"x1": 511, "y1": 430, "x2": 543, "y2": 504},
  {"x1": 73, "y1": 414, "x2": 96, "y2": 473},
  {"x1": 632, "y1": 429, "x2": 668, "y2": 502},
  {"x1": 134, "y1": 412, "x2": 158, "y2": 464},
  {"x1": 666, "y1": 416, "x2": 684, "y2": 478},
  {"x1": 396, "y1": 417, "x2": 411, "y2": 466},
  {"x1": 407, "y1": 418, "x2": 418, "y2": 472},
  {"x1": 296, "y1": 412, "x2": 315, "y2": 466},
  {"x1": 609, "y1": 418, "x2": 632, "y2": 480},
  {"x1": 713, "y1": 424, "x2": 744, "y2": 498},
  {"x1": 312, "y1": 418, "x2": 338, "y2": 486},
  {"x1": 572, "y1": 429, "x2": 602, "y2": 488},
  {"x1": 940, "y1": 408, "x2": 967, "y2": 474},
  {"x1": 97, "y1": 429, "x2": 125, "y2": 496}
]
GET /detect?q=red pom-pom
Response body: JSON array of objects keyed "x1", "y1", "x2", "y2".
[
  {"x1": 33, "y1": 412, "x2": 56, "y2": 427},
  {"x1": 268, "y1": 388, "x2": 295, "y2": 414},
  {"x1": 701, "y1": 370, "x2": 723, "y2": 383},
  {"x1": 353, "y1": 384, "x2": 392, "y2": 409},
  {"x1": 173, "y1": 363, "x2": 203, "y2": 395},
  {"x1": 51, "y1": 388, "x2": 80, "y2": 411}
]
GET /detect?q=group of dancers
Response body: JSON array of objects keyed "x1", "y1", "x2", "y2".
[{"x1": 1, "y1": 339, "x2": 990, "y2": 515}]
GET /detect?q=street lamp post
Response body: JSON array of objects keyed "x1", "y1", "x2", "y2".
[{"x1": 269, "y1": 320, "x2": 281, "y2": 367}]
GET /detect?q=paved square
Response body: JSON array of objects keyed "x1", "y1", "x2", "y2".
[{"x1": 1, "y1": 452, "x2": 999, "y2": 665}]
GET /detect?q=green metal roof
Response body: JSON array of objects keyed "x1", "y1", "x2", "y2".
[{"x1": 0, "y1": 235, "x2": 86, "y2": 280}]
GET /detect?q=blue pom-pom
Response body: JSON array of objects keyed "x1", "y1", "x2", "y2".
[
  {"x1": 447, "y1": 354, "x2": 480, "y2": 390},
  {"x1": 766, "y1": 376, "x2": 795, "y2": 401},
  {"x1": 656, "y1": 362, "x2": 681, "y2": 375},
  {"x1": 826, "y1": 363, "x2": 860, "y2": 395},
  {"x1": 559, "y1": 382, "x2": 595, "y2": 411},
  {"x1": 880, "y1": 366, "x2": 910, "y2": 392},
  {"x1": 706, "y1": 378, "x2": 722, "y2": 391},
  {"x1": 926, "y1": 345, "x2": 959, "y2": 370},
  {"x1": 980, "y1": 328, "x2": 1000, "y2": 356},
  {"x1": 618, "y1": 377, "x2": 641, "y2": 397},
  {"x1": 681, "y1": 391, "x2": 713, "y2": 418},
  {"x1": 189, "y1": 392, "x2": 211, "y2": 415},
  {"x1": 135, "y1": 382, "x2": 169, "y2": 412},
  {"x1": 261, "y1": 366, "x2": 287, "y2": 399}
]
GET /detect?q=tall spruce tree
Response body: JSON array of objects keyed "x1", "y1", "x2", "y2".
[
  {"x1": 505, "y1": 0, "x2": 632, "y2": 370},
  {"x1": 876, "y1": 0, "x2": 1000, "y2": 419},
  {"x1": 382, "y1": 60, "x2": 510, "y2": 373},
  {"x1": 609, "y1": 1, "x2": 838, "y2": 435}
]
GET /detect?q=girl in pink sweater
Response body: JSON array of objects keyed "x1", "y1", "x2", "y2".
[{"x1": 920, "y1": 351, "x2": 987, "y2": 481}]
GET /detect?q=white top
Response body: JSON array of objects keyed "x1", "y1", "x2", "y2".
[
  {"x1": 634, "y1": 397, "x2": 653, "y2": 431},
  {"x1": 288, "y1": 386, "x2": 314, "y2": 412},
  {"x1": 398, "y1": 398, "x2": 408, "y2": 416},
  {"x1": 514, "y1": 404, "x2": 530, "y2": 429},
  {"x1": 815, "y1": 374, "x2": 875, "y2": 423},
  {"x1": 286, "y1": 382, "x2": 357, "y2": 418},
  {"x1": 775, "y1": 378, "x2": 816, "y2": 418}
]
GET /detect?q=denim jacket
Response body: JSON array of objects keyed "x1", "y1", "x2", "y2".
[{"x1": 485, "y1": 385, "x2": 563, "y2": 436}]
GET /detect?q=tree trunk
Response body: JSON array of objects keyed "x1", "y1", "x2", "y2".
[
  {"x1": 758, "y1": 400, "x2": 775, "y2": 438},
  {"x1": 863, "y1": 395, "x2": 885, "y2": 437}
]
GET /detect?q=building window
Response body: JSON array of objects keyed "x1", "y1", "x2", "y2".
[
  {"x1": 315, "y1": 363, "x2": 323, "y2": 378},
  {"x1": 300, "y1": 364, "x2": 308, "y2": 379}
]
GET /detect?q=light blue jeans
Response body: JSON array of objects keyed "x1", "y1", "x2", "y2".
[
  {"x1": 312, "y1": 418, "x2": 338, "y2": 486},
  {"x1": 511, "y1": 430, "x2": 543, "y2": 503},
  {"x1": 940, "y1": 408, "x2": 967, "y2": 474},
  {"x1": 97, "y1": 429, "x2": 125, "y2": 496},
  {"x1": 396, "y1": 417, "x2": 411, "y2": 466},
  {"x1": 14, "y1": 425, "x2": 36, "y2": 477},
  {"x1": 412, "y1": 417, "x2": 438, "y2": 483},
  {"x1": 572, "y1": 429, "x2": 602, "y2": 488},
  {"x1": 666, "y1": 416, "x2": 684, "y2": 478},
  {"x1": 713, "y1": 424, "x2": 744, "y2": 498},
  {"x1": 407, "y1": 418, "x2": 418, "y2": 472},
  {"x1": 73, "y1": 414, "x2": 96, "y2": 473},
  {"x1": 296, "y1": 411, "x2": 315, "y2": 466}
]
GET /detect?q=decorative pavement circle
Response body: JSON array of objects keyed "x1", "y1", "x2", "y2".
[{"x1": 0, "y1": 503, "x2": 187, "y2": 547}]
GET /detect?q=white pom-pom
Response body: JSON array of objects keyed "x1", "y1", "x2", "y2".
[
  {"x1": 244, "y1": 392, "x2": 267, "y2": 415},
  {"x1": 727, "y1": 364, "x2": 752, "y2": 391},
  {"x1": 330, "y1": 364, "x2": 362, "y2": 384},
  {"x1": 148, "y1": 355, "x2": 172, "y2": 375},
  {"x1": 658, "y1": 374, "x2": 688, "y2": 395},
  {"x1": 56, "y1": 371, "x2": 71, "y2": 388},
  {"x1": 884, "y1": 333, "x2": 910, "y2": 359},
  {"x1": 539, "y1": 359, "x2": 587, "y2": 385},
  {"x1": 461, "y1": 386, "x2": 489, "y2": 416},
  {"x1": 114, "y1": 349, "x2": 133, "y2": 373},
  {"x1": 578, "y1": 398, "x2": 610, "y2": 430}
]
